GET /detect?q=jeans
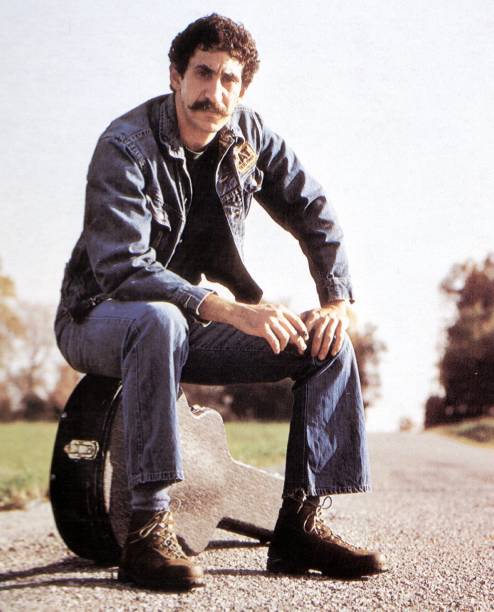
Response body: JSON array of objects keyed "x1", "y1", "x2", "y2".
[{"x1": 54, "y1": 300, "x2": 370, "y2": 497}]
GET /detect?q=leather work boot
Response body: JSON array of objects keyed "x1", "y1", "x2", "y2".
[
  {"x1": 118, "y1": 509, "x2": 204, "y2": 590},
  {"x1": 267, "y1": 496, "x2": 387, "y2": 578}
]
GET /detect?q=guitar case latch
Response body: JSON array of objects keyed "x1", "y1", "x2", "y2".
[{"x1": 63, "y1": 439, "x2": 100, "y2": 460}]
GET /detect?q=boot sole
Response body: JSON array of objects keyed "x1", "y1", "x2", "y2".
[
  {"x1": 267, "y1": 554, "x2": 388, "y2": 578},
  {"x1": 266, "y1": 556, "x2": 308, "y2": 575},
  {"x1": 117, "y1": 568, "x2": 205, "y2": 591}
]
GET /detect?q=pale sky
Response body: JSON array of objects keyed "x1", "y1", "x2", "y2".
[{"x1": 1, "y1": 0, "x2": 493, "y2": 430}]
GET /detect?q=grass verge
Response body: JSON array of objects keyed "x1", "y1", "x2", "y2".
[
  {"x1": 0, "y1": 420, "x2": 288, "y2": 510},
  {"x1": 225, "y1": 420, "x2": 289, "y2": 468},
  {"x1": 428, "y1": 416, "x2": 494, "y2": 449},
  {"x1": 0, "y1": 422, "x2": 57, "y2": 510}
]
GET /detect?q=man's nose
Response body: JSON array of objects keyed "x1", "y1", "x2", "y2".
[{"x1": 204, "y1": 76, "x2": 224, "y2": 105}]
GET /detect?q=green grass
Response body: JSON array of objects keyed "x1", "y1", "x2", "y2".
[
  {"x1": 0, "y1": 422, "x2": 57, "y2": 510},
  {"x1": 428, "y1": 416, "x2": 494, "y2": 449},
  {"x1": 0, "y1": 420, "x2": 288, "y2": 510},
  {"x1": 225, "y1": 421, "x2": 289, "y2": 468}
]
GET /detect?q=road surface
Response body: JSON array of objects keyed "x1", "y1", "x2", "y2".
[{"x1": 0, "y1": 432, "x2": 492, "y2": 611}]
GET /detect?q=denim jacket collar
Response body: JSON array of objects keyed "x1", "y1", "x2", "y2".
[{"x1": 158, "y1": 93, "x2": 244, "y2": 158}]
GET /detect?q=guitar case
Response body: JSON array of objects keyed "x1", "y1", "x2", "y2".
[{"x1": 50, "y1": 375, "x2": 283, "y2": 564}]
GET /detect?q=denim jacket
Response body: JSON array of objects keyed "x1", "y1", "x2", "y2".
[{"x1": 59, "y1": 94, "x2": 354, "y2": 322}]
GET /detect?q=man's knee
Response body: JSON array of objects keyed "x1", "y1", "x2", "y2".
[
  {"x1": 133, "y1": 301, "x2": 189, "y2": 346},
  {"x1": 313, "y1": 333, "x2": 356, "y2": 374},
  {"x1": 330, "y1": 333, "x2": 358, "y2": 370},
  {"x1": 336, "y1": 333, "x2": 354, "y2": 360}
]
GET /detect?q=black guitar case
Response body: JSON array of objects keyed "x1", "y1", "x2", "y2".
[
  {"x1": 50, "y1": 376, "x2": 122, "y2": 563},
  {"x1": 50, "y1": 375, "x2": 283, "y2": 564}
]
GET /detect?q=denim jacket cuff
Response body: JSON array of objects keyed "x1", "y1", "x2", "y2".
[
  {"x1": 317, "y1": 278, "x2": 355, "y2": 305},
  {"x1": 176, "y1": 286, "x2": 216, "y2": 325}
]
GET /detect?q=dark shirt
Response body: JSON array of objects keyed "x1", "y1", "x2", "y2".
[{"x1": 168, "y1": 138, "x2": 260, "y2": 302}]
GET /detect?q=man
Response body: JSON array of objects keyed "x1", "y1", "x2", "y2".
[{"x1": 55, "y1": 14, "x2": 386, "y2": 590}]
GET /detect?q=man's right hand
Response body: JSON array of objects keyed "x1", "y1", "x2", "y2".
[{"x1": 198, "y1": 294, "x2": 309, "y2": 355}]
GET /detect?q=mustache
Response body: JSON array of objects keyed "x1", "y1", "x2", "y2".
[{"x1": 188, "y1": 99, "x2": 228, "y2": 116}]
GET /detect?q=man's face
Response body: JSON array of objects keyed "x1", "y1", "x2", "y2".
[{"x1": 171, "y1": 47, "x2": 245, "y2": 148}]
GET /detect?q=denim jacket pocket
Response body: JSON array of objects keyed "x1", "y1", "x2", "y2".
[
  {"x1": 241, "y1": 167, "x2": 264, "y2": 214},
  {"x1": 242, "y1": 167, "x2": 264, "y2": 194},
  {"x1": 147, "y1": 194, "x2": 174, "y2": 254}
]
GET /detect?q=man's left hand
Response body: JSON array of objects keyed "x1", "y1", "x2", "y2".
[{"x1": 300, "y1": 301, "x2": 349, "y2": 360}]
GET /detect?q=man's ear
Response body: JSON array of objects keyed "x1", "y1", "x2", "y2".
[
  {"x1": 239, "y1": 82, "x2": 249, "y2": 99},
  {"x1": 169, "y1": 64, "x2": 181, "y2": 93}
]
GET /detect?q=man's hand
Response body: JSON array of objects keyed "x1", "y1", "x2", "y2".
[
  {"x1": 198, "y1": 294, "x2": 309, "y2": 355},
  {"x1": 233, "y1": 302, "x2": 309, "y2": 355},
  {"x1": 300, "y1": 301, "x2": 349, "y2": 360}
]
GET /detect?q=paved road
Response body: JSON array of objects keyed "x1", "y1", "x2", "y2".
[{"x1": 0, "y1": 432, "x2": 493, "y2": 611}]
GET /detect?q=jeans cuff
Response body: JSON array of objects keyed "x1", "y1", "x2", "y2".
[
  {"x1": 128, "y1": 470, "x2": 185, "y2": 489},
  {"x1": 283, "y1": 482, "x2": 371, "y2": 497}
]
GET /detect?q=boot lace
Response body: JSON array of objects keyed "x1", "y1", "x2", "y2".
[
  {"x1": 130, "y1": 509, "x2": 187, "y2": 559},
  {"x1": 304, "y1": 497, "x2": 359, "y2": 552}
]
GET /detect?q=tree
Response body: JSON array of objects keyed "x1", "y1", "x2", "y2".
[
  {"x1": 0, "y1": 261, "x2": 25, "y2": 418},
  {"x1": 425, "y1": 254, "x2": 494, "y2": 427},
  {"x1": 11, "y1": 301, "x2": 58, "y2": 401},
  {"x1": 49, "y1": 363, "x2": 82, "y2": 416},
  {"x1": 349, "y1": 323, "x2": 386, "y2": 410},
  {"x1": 0, "y1": 260, "x2": 24, "y2": 372},
  {"x1": 0, "y1": 261, "x2": 63, "y2": 420}
]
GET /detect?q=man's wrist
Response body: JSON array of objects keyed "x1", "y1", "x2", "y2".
[
  {"x1": 321, "y1": 299, "x2": 347, "y2": 309},
  {"x1": 197, "y1": 293, "x2": 243, "y2": 326}
]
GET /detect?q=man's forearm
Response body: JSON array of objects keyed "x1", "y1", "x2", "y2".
[{"x1": 197, "y1": 293, "x2": 245, "y2": 326}]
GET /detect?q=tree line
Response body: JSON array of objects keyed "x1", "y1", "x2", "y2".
[
  {"x1": 0, "y1": 260, "x2": 386, "y2": 422},
  {"x1": 3, "y1": 252, "x2": 492, "y2": 427},
  {"x1": 0, "y1": 261, "x2": 80, "y2": 421},
  {"x1": 425, "y1": 253, "x2": 494, "y2": 427}
]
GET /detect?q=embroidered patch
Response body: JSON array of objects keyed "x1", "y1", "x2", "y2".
[{"x1": 234, "y1": 141, "x2": 257, "y2": 174}]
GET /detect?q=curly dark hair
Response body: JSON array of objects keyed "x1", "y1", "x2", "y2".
[{"x1": 168, "y1": 14, "x2": 260, "y2": 89}]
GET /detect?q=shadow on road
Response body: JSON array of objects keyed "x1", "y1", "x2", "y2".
[
  {"x1": 206, "y1": 567, "x2": 369, "y2": 582},
  {"x1": 206, "y1": 538, "x2": 267, "y2": 549},
  {"x1": 0, "y1": 556, "x2": 106, "y2": 584},
  {"x1": 0, "y1": 550, "x2": 369, "y2": 596},
  {"x1": 0, "y1": 557, "x2": 188, "y2": 594}
]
